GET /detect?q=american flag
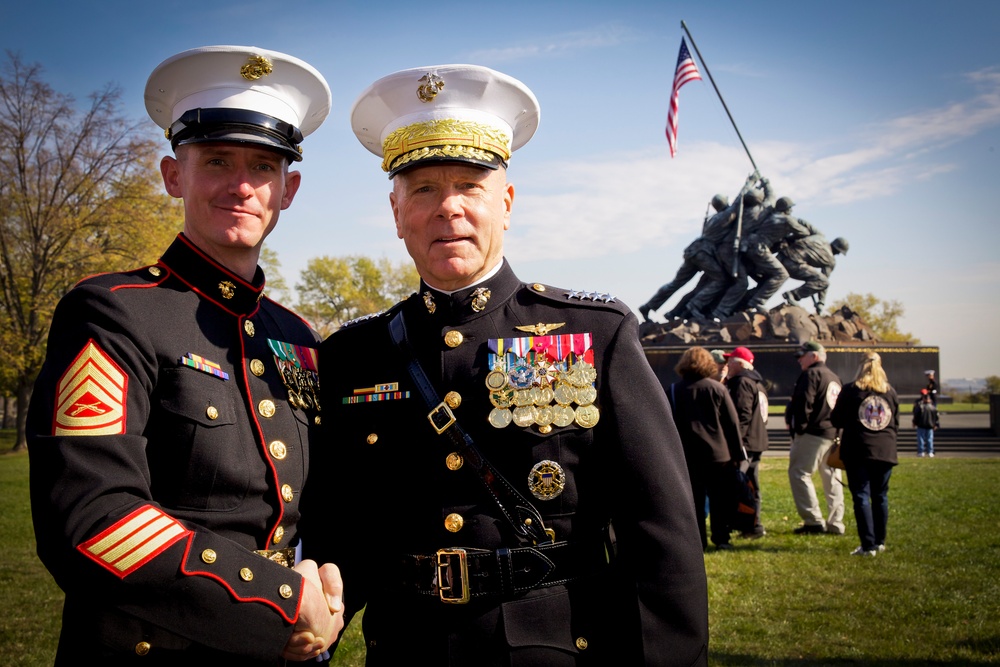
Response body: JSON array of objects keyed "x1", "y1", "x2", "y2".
[{"x1": 665, "y1": 38, "x2": 702, "y2": 157}]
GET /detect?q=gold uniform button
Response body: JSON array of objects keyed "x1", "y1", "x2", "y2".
[
  {"x1": 258, "y1": 399, "x2": 276, "y2": 418},
  {"x1": 445, "y1": 452, "x2": 463, "y2": 471},
  {"x1": 575, "y1": 637, "x2": 588, "y2": 650},
  {"x1": 314, "y1": 415, "x2": 322, "y2": 425},
  {"x1": 532, "y1": 283, "x2": 546, "y2": 292},
  {"x1": 444, "y1": 391, "x2": 462, "y2": 409},
  {"x1": 279, "y1": 584, "x2": 294, "y2": 599},
  {"x1": 281, "y1": 484, "x2": 294, "y2": 503},
  {"x1": 444, "y1": 513, "x2": 464, "y2": 533},
  {"x1": 148, "y1": 266, "x2": 162, "y2": 277},
  {"x1": 269, "y1": 440, "x2": 287, "y2": 460},
  {"x1": 366, "y1": 433, "x2": 378, "y2": 445},
  {"x1": 444, "y1": 330, "x2": 464, "y2": 348},
  {"x1": 244, "y1": 320, "x2": 255, "y2": 337},
  {"x1": 201, "y1": 549, "x2": 217, "y2": 564},
  {"x1": 206, "y1": 406, "x2": 219, "y2": 420},
  {"x1": 250, "y1": 359, "x2": 265, "y2": 376},
  {"x1": 240, "y1": 567, "x2": 254, "y2": 582},
  {"x1": 135, "y1": 641, "x2": 152, "y2": 656},
  {"x1": 273, "y1": 526, "x2": 285, "y2": 544}
]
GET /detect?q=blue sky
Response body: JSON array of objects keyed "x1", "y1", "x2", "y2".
[{"x1": 4, "y1": 1, "x2": 998, "y2": 380}]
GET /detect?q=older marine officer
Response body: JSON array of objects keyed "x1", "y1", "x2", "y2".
[
  {"x1": 301, "y1": 64, "x2": 708, "y2": 665},
  {"x1": 28, "y1": 46, "x2": 342, "y2": 664}
]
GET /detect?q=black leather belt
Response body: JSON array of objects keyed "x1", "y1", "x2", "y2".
[{"x1": 396, "y1": 538, "x2": 611, "y2": 604}]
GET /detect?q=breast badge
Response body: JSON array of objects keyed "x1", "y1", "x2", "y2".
[
  {"x1": 528, "y1": 460, "x2": 566, "y2": 500},
  {"x1": 486, "y1": 332, "x2": 600, "y2": 432}
]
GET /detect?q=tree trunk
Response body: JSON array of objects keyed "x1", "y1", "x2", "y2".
[{"x1": 11, "y1": 380, "x2": 31, "y2": 452}]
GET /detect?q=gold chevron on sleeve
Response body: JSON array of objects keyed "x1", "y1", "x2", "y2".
[
  {"x1": 77, "y1": 505, "x2": 190, "y2": 578},
  {"x1": 54, "y1": 340, "x2": 128, "y2": 436}
]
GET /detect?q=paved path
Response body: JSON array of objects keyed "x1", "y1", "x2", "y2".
[{"x1": 763, "y1": 412, "x2": 999, "y2": 458}]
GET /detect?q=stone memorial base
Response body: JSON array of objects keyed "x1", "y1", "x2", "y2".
[{"x1": 641, "y1": 304, "x2": 939, "y2": 402}]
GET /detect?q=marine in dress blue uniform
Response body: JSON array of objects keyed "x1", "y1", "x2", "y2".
[
  {"x1": 301, "y1": 64, "x2": 708, "y2": 666},
  {"x1": 28, "y1": 45, "x2": 339, "y2": 664}
]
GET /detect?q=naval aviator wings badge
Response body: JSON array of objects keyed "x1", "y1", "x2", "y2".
[{"x1": 485, "y1": 331, "x2": 600, "y2": 433}]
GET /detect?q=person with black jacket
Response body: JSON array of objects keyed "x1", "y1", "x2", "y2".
[
  {"x1": 785, "y1": 341, "x2": 845, "y2": 535},
  {"x1": 724, "y1": 346, "x2": 769, "y2": 538},
  {"x1": 669, "y1": 346, "x2": 746, "y2": 552},
  {"x1": 301, "y1": 63, "x2": 709, "y2": 666},
  {"x1": 831, "y1": 352, "x2": 899, "y2": 556}
]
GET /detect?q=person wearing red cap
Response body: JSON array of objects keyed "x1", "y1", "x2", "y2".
[{"x1": 724, "y1": 346, "x2": 770, "y2": 538}]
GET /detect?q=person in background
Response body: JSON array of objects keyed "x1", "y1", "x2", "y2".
[
  {"x1": 785, "y1": 341, "x2": 845, "y2": 535},
  {"x1": 912, "y1": 389, "x2": 939, "y2": 458},
  {"x1": 301, "y1": 63, "x2": 708, "y2": 666},
  {"x1": 724, "y1": 346, "x2": 769, "y2": 538},
  {"x1": 710, "y1": 349, "x2": 729, "y2": 382},
  {"x1": 831, "y1": 352, "x2": 899, "y2": 557},
  {"x1": 924, "y1": 370, "x2": 939, "y2": 404},
  {"x1": 669, "y1": 346, "x2": 746, "y2": 552},
  {"x1": 27, "y1": 45, "x2": 342, "y2": 663}
]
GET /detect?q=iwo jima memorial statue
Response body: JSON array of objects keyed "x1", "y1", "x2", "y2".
[{"x1": 641, "y1": 25, "x2": 938, "y2": 401}]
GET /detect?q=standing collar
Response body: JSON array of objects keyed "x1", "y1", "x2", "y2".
[
  {"x1": 414, "y1": 258, "x2": 521, "y2": 323},
  {"x1": 158, "y1": 233, "x2": 266, "y2": 316}
]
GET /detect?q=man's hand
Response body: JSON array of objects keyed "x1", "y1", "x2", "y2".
[{"x1": 282, "y1": 560, "x2": 344, "y2": 661}]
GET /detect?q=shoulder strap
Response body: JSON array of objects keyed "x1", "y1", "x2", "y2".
[{"x1": 388, "y1": 311, "x2": 553, "y2": 545}]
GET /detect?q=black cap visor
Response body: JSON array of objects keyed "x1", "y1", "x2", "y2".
[{"x1": 169, "y1": 108, "x2": 304, "y2": 162}]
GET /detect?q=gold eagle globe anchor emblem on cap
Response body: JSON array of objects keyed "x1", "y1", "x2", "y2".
[
  {"x1": 240, "y1": 55, "x2": 273, "y2": 81},
  {"x1": 416, "y1": 72, "x2": 445, "y2": 102}
]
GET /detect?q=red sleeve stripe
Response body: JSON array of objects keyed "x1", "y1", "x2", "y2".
[{"x1": 78, "y1": 505, "x2": 189, "y2": 579}]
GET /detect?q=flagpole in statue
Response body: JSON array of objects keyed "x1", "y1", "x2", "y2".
[
  {"x1": 681, "y1": 20, "x2": 759, "y2": 276},
  {"x1": 680, "y1": 20, "x2": 759, "y2": 173}
]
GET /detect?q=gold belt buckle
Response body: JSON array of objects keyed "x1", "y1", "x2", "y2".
[
  {"x1": 427, "y1": 402, "x2": 456, "y2": 434},
  {"x1": 436, "y1": 548, "x2": 470, "y2": 604}
]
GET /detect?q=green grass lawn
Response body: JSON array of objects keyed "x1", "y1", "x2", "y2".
[{"x1": 4, "y1": 440, "x2": 999, "y2": 665}]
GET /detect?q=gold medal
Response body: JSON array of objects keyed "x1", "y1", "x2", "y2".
[
  {"x1": 527, "y1": 460, "x2": 566, "y2": 501},
  {"x1": 512, "y1": 405, "x2": 537, "y2": 427},
  {"x1": 575, "y1": 385, "x2": 597, "y2": 406},
  {"x1": 489, "y1": 407, "x2": 513, "y2": 428},
  {"x1": 533, "y1": 405, "x2": 554, "y2": 427},
  {"x1": 513, "y1": 389, "x2": 535, "y2": 407},
  {"x1": 574, "y1": 404, "x2": 600, "y2": 429},
  {"x1": 490, "y1": 388, "x2": 515, "y2": 409},
  {"x1": 535, "y1": 385, "x2": 554, "y2": 406},
  {"x1": 485, "y1": 369, "x2": 508, "y2": 391},
  {"x1": 552, "y1": 404, "x2": 576, "y2": 427},
  {"x1": 553, "y1": 382, "x2": 577, "y2": 406}
]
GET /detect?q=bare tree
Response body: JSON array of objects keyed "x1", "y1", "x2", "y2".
[{"x1": 0, "y1": 52, "x2": 181, "y2": 451}]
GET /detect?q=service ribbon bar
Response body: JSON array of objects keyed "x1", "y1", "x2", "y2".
[{"x1": 180, "y1": 353, "x2": 230, "y2": 381}]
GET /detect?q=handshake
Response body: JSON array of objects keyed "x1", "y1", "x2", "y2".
[{"x1": 282, "y1": 560, "x2": 345, "y2": 661}]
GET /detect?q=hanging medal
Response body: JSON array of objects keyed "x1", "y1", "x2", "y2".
[
  {"x1": 486, "y1": 331, "x2": 599, "y2": 432},
  {"x1": 267, "y1": 339, "x2": 321, "y2": 414}
]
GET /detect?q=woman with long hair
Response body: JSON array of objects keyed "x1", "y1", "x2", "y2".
[
  {"x1": 668, "y1": 346, "x2": 745, "y2": 551},
  {"x1": 831, "y1": 352, "x2": 899, "y2": 557}
]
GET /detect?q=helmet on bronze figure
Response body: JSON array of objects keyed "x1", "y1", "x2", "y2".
[
  {"x1": 775, "y1": 196, "x2": 795, "y2": 213},
  {"x1": 742, "y1": 190, "x2": 762, "y2": 206},
  {"x1": 711, "y1": 194, "x2": 728, "y2": 211},
  {"x1": 831, "y1": 237, "x2": 849, "y2": 255}
]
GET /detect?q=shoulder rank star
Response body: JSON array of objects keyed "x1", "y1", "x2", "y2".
[{"x1": 514, "y1": 322, "x2": 566, "y2": 336}]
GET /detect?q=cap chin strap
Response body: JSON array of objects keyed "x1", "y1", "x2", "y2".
[{"x1": 168, "y1": 107, "x2": 303, "y2": 149}]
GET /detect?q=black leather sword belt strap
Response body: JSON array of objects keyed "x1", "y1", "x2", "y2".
[
  {"x1": 397, "y1": 537, "x2": 611, "y2": 604},
  {"x1": 388, "y1": 310, "x2": 552, "y2": 546}
]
